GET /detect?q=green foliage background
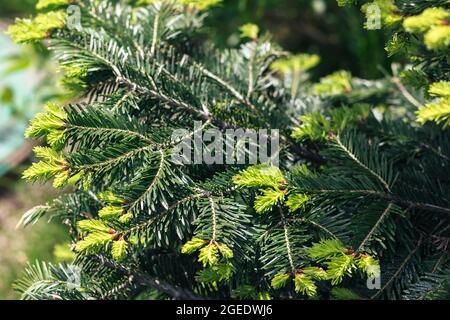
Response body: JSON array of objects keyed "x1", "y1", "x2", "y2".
[{"x1": 2, "y1": 0, "x2": 450, "y2": 300}]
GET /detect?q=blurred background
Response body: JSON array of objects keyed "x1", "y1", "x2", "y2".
[{"x1": 0, "y1": 0, "x2": 389, "y2": 299}]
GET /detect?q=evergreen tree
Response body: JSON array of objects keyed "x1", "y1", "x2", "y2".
[{"x1": 8, "y1": 0, "x2": 450, "y2": 300}]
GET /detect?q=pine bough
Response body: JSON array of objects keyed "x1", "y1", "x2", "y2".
[{"x1": 8, "y1": 0, "x2": 450, "y2": 300}]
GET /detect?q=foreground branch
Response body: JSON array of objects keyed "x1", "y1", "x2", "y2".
[{"x1": 94, "y1": 255, "x2": 201, "y2": 300}]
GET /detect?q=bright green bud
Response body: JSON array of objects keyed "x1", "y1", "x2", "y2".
[
  {"x1": 403, "y1": 8, "x2": 449, "y2": 34},
  {"x1": 271, "y1": 273, "x2": 290, "y2": 289},
  {"x1": 111, "y1": 238, "x2": 129, "y2": 262},
  {"x1": 36, "y1": 0, "x2": 71, "y2": 10},
  {"x1": 181, "y1": 237, "x2": 206, "y2": 254},
  {"x1": 424, "y1": 25, "x2": 450, "y2": 50},
  {"x1": 294, "y1": 273, "x2": 317, "y2": 297},
  {"x1": 239, "y1": 23, "x2": 259, "y2": 40},
  {"x1": 7, "y1": 11, "x2": 66, "y2": 43}
]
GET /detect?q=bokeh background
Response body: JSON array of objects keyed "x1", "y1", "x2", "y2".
[{"x1": 0, "y1": 0, "x2": 389, "y2": 299}]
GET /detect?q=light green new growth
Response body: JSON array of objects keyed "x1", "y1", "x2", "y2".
[
  {"x1": 7, "y1": 11, "x2": 66, "y2": 43},
  {"x1": 429, "y1": 81, "x2": 450, "y2": 98},
  {"x1": 271, "y1": 54, "x2": 320, "y2": 75},
  {"x1": 77, "y1": 220, "x2": 112, "y2": 233},
  {"x1": 254, "y1": 189, "x2": 286, "y2": 213},
  {"x1": 403, "y1": 8, "x2": 449, "y2": 34},
  {"x1": 286, "y1": 193, "x2": 310, "y2": 212},
  {"x1": 25, "y1": 103, "x2": 67, "y2": 150},
  {"x1": 271, "y1": 273, "x2": 290, "y2": 289},
  {"x1": 233, "y1": 165, "x2": 286, "y2": 189},
  {"x1": 36, "y1": 0, "x2": 71, "y2": 10},
  {"x1": 22, "y1": 146, "x2": 66, "y2": 185},
  {"x1": 98, "y1": 206, "x2": 124, "y2": 220},
  {"x1": 312, "y1": 70, "x2": 352, "y2": 96},
  {"x1": 308, "y1": 239, "x2": 347, "y2": 262},
  {"x1": 181, "y1": 237, "x2": 207, "y2": 254},
  {"x1": 239, "y1": 23, "x2": 259, "y2": 40},
  {"x1": 111, "y1": 238, "x2": 129, "y2": 262},
  {"x1": 291, "y1": 113, "x2": 330, "y2": 142},
  {"x1": 294, "y1": 273, "x2": 317, "y2": 297},
  {"x1": 417, "y1": 99, "x2": 450, "y2": 127}
]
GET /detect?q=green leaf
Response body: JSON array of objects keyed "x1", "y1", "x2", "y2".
[
  {"x1": 98, "y1": 191, "x2": 123, "y2": 205},
  {"x1": 118, "y1": 212, "x2": 134, "y2": 224},
  {"x1": 257, "y1": 292, "x2": 271, "y2": 300},
  {"x1": 53, "y1": 243, "x2": 76, "y2": 262},
  {"x1": 312, "y1": 70, "x2": 352, "y2": 96},
  {"x1": 403, "y1": 8, "x2": 449, "y2": 34},
  {"x1": 424, "y1": 25, "x2": 450, "y2": 51},
  {"x1": 291, "y1": 113, "x2": 330, "y2": 142},
  {"x1": 181, "y1": 0, "x2": 222, "y2": 10},
  {"x1": 52, "y1": 171, "x2": 71, "y2": 189},
  {"x1": 34, "y1": 147, "x2": 63, "y2": 163},
  {"x1": 22, "y1": 161, "x2": 64, "y2": 183},
  {"x1": 196, "y1": 262, "x2": 235, "y2": 284},
  {"x1": 24, "y1": 146, "x2": 66, "y2": 184},
  {"x1": 336, "y1": 0, "x2": 356, "y2": 7},
  {"x1": 429, "y1": 81, "x2": 450, "y2": 98}
]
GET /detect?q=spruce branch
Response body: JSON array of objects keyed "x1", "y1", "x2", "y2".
[
  {"x1": 93, "y1": 255, "x2": 200, "y2": 300},
  {"x1": 371, "y1": 235, "x2": 424, "y2": 299}
]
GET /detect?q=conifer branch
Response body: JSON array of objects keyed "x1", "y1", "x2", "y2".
[
  {"x1": 94, "y1": 255, "x2": 200, "y2": 300},
  {"x1": 357, "y1": 203, "x2": 394, "y2": 252},
  {"x1": 279, "y1": 206, "x2": 296, "y2": 272},
  {"x1": 128, "y1": 150, "x2": 166, "y2": 213},
  {"x1": 392, "y1": 77, "x2": 422, "y2": 109},
  {"x1": 67, "y1": 124, "x2": 155, "y2": 144},
  {"x1": 332, "y1": 134, "x2": 391, "y2": 192},
  {"x1": 209, "y1": 197, "x2": 218, "y2": 241},
  {"x1": 371, "y1": 236, "x2": 424, "y2": 299}
]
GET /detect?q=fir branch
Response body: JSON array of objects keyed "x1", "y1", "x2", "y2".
[
  {"x1": 93, "y1": 255, "x2": 200, "y2": 300},
  {"x1": 371, "y1": 235, "x2": 424, "y2": 299},
  {"x1": 392, "y1": 77, "x2": 422, "y2": 109},
  {"x1": 127, "y1": 150, "x2": 167, "y2": 213},
  {"x1": 279, "y1": 206, "x2": 296, "y2": 272},
  {"x1": 331, "y1": 134, "x2": 391, "y2": 192},
  {"x1": 357, "y1": 203, "x2": 394, "y2": 252},
  {"x1": 209, "y1": 197, "x2": 218, "y2": 241},
  {"x1": 73, "y1": 144, "x2": 155, "y2": 172},
  {"x1": 67, "y1": 124, "x2": 155, "y2": 145}
]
